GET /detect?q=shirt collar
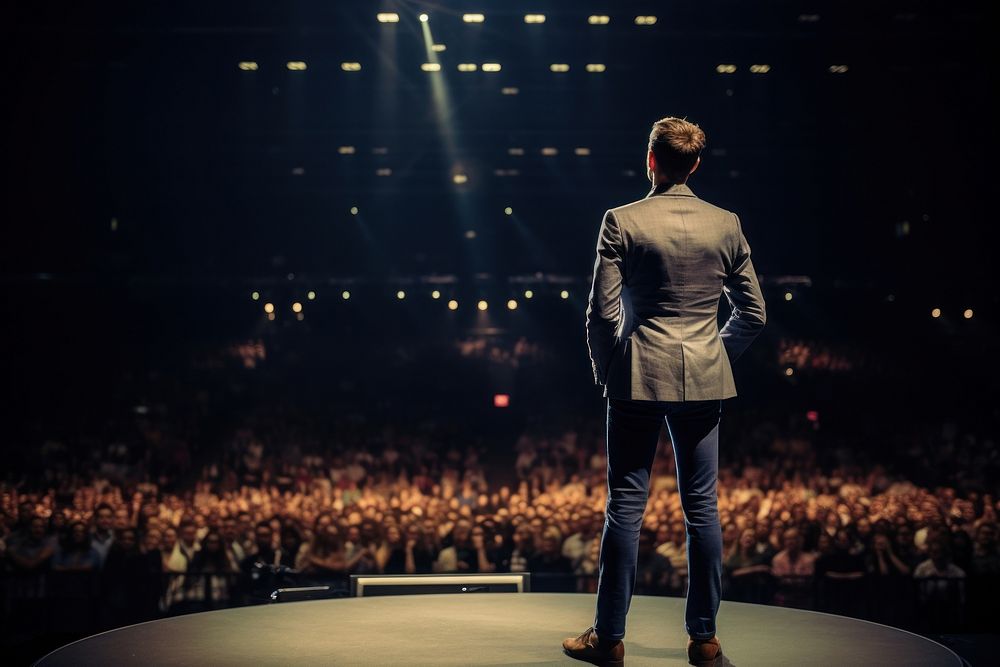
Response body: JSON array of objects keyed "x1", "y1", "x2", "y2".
[{"x1": 645, "y1": 181, "x2": 697, "y2": 199}]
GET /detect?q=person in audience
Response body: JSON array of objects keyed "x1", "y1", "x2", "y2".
[
  {"x1": 166, "y1": 520, "x2": 200, "y2": 573},
  {"x1": 53, "y1": 521, "x2": 101, "y2": 572},
  {"x1": 91, "y1": 503, "x2": 115, "y2": 568}
]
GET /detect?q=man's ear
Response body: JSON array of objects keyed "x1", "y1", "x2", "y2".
[
  {"x1": 647, "y1": 150, "x2": 656, "y2": 172},
  {"x1": 689, "y1": 155, "x2": 701, "y2": 176}
]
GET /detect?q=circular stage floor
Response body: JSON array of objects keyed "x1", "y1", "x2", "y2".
[{"x1": 36, "y1": 593, "x2": 963, "y2": 666}]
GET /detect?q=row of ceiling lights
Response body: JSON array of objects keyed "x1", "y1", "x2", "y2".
[
  {"x1": 374, "y1": 13, "x2": 644, "y2": 25},
  {"x1": 239, "y1": 61, "x2": 850, "y2": 75}
]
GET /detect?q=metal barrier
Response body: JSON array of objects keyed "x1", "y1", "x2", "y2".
[{"x1": 0, "y1": 569, "x2": 993, "y2": 645}]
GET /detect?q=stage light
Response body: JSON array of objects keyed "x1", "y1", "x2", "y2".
[
  {"x1": 457, "y1": 63, "x2": 478, "y2": 72},
  {"x1": 350, "y1": 206, "x2": 359, "y2": 215},
  {"x1": 508, "y1": 147, "x2": 525, "y2": 155},
  {"x1": 507, "y1": 299, "x2": 518, "y2": 310},
  {"x1": 585, "y1": 63, "x2": 606, "y2": 72},
  {"x1": 785, "y1": 367, "x2": 794, "y2": 376},
  {"x1": 829, "y1": 65, "x2": 849, "y2": 74},
  {"x1": 291, "y1": 167, "x2": 305, "y2": 176},
  {"x1": 750, "y1": 64, "x2": 771, "y2": 73},
  {"x1": 964, "y1": 309, "x2": 973, "y2": 319},
  {"x1": 307, "y1": 291, "x2": 316, "y2": 300},
  {"x1": 716, "y1": 64, "x2": 737, "y2": 74},
  {"x1": 267, "y1": 312, "x2": 275, "y2": 321},
  {"x1": 431, "y1": 290, "x2": 441, "y2": 299},
  {"x1": 463, "y1": 13, "x2": 485, "y2": 23},
  {"x1": 501, "y1": 87, "x2": 519, "y2": 95},
  {"x1": 464, "y1": 230, "x2": 477, "y2": 239},
  {"x1": 286, "y1": 61, "x2": 307, "y2": 71},
  {"x1": 541, "y1": 147, "x2": 559, "y2": 156},
  {"x1": 448, "y1": 299, "x2": 459, "y2": 310},
  {"x1": 504, "y1": 207, "x2": 513, "y2": 215},
  {"x1": 264, "y1": 302, "x2": 275, "y2": 314},
  {"x1": 432, "y1": 44, "x2": 446, "y2": 52},
  {"x1": 341, "y1": 62, "x2": 362, "y2": 71},
  {"x1": 550, "y1": 63, "x2": 570, "y2": 72},
  {"x1": 784, "y1": 292, "x2": 793, "y2": 301},
  {"x1": 806, "y1": 410, "x2": 819, "y2": 422},
  {"x1": 931, "y1": 308, "x2": 941, "y2": 318},
  {"x1": 337, "y1": 146, "x2": 356, "y2": 155},
  {"x1": 342, "y1": 290, "x2": 351, "y2": 300},
  {"x1": 560, "y1": 290, "x2": 570, "y2": 299},
  {"x1": 453, "y1": 174, "x2": 468, "y2": 184},
  {"x1": 251, "y1": 291, "x2": 260, "y2": 301},
  {"x1": 482, "y1": 63, "x2": 501, "y2": 72},
  {"x1": 421, "y1": 63, "x2": 441, "y2": 72},
  {"x1": 478, "y1": 300, "x2": 488, "y2": 311},
  {"x1": 524, "y1": 14, "x2": 546, "y2": 24},
  {"x1": 373, "y1": 147, "x2": 389, "y2": 155},
  {"x1": 588, "y1": 15, "x2": 611, "y2": 25},
  {"x1": 292, "y1": 302, "x2": 303, "y2": 313},
  {"x1": 524, "y1": 290, "x2": 534, "y2": 299},
  {"x1": 634, "y1": 16, "x2": 658, "y2": 25},
  {"x1": 494, "y1": 394, "x2": 510, "y2": 408},
  {"x1": 238, "y1": 61, "x2": 258, "y2": 71},
  {"x1": 376, "y1": 13, "x2": 399, "y2": 23},
  {"x1": 397, "y1": 290, "x2": 406, "y2": 300},
  {"x1": 419, "y1": 13, "x2": 429, "y2": 22},
  {"x1": 574, "y1": 147, "x2": 591, "y2": 156},
  {"x1": 375, "y1": 168, "x2": 392, "y2": 176}
]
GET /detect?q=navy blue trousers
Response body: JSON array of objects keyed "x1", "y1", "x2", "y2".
[{"x1": 593, "y1": 397, "x2": 723, "y2": 641}]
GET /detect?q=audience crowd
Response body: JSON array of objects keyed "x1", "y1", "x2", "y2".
[{"x1": 3, "y1": 411, "x2": 998, "y2": 635}]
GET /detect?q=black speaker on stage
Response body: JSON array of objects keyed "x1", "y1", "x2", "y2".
[{"x1": 350, "y1": 572, "x2": 532, "y2": 597}]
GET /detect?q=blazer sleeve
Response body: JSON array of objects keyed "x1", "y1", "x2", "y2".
[
  {"x1": 586, "y1": 209, "x2": 625, "y2": 385},
  {"x1": 720, "y1": 213, "x2": 767, "y2": 363}
]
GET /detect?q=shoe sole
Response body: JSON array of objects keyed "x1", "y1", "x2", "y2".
[{"x1": 562, "y1": 647, "x2": 624, "y2": 667}]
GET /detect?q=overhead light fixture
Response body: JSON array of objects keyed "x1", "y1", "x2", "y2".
[
  {"x1": 550, "y1": 63, "x2": 570, "y2": 72},
  {"x1": 829, "y1": 64, "x2": 849, "y2": 73},
  {"x1": 749, "y1": 64, "x2": 771, "y2": 73},
  {"x1": 421, "y1": 63, "x2": 442, "y2": 72},
  {"x1": 541, "y1": 147, "x2": 558, "y2": 156},
  {"x1": 574, "y1": 147, "x2": 591, "y2": 156},
  {"x1": 501, "y1": 87, "x2": 519, "y2": 95},
  {"x1": 524, "y1": 14, "x2": 545, "y2": 24},
  {"x1": 238, "y1": 61, "x2": 258, "y2": 71},
  {"x1": 716, "y1": 64, "x2": 737, "y2": 74},
  {"x1": 341, "y1": 62, "x2": 362, "y2": 72},
  {"x1": 432, "y1": 44, "x2": 446, "y2": 52},
  {"x1": 458, "y1": 63, "x2": 478, "y2": 72},
  {"x1": 585, "y1": 63, "x2": 606, "y2": 72},
  {"x1": 634, "y1": 16, "x2": 658, "y2": 25},
  {"x1": 463, "y1": 13, "x2": 485, "y2": 23},
  {"x1": 376, "y1": 13, "x2": 399, "y2": 23},
  {"x1": 286, "y1": 61, "x2": 307, "y2": 71},
  {"x1": 337, "y1": 146, "x2": 356, "y2": 155},
  {"x1": 482, "y1": 63, "x2": 501, "y2": 72},
  {"x1": 588, "y1": 15, "x2": 611, "y2": 25}
]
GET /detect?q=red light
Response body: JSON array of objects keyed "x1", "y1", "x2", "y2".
[
  {"x1": 806, "y1": 410, "x2": 819, "y2": 422},
  {"x1": 493, "y1": 394, "x2": 510, "y2": 408}
]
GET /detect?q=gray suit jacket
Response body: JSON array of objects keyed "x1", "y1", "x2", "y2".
[{"x1": 586, "y1": 182, "x2": 766, "y2": 401}]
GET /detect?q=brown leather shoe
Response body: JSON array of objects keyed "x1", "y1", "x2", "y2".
[
  {"x1": 686, "y1": 635, "x2": 722, "y2": 666},
  {"x1": 561, "y1": 625, "x2": 625, "y2": 667}
]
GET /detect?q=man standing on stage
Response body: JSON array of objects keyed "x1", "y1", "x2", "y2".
[{"x1": 563, "y1": 117, "x2": 767, "y2": 667}]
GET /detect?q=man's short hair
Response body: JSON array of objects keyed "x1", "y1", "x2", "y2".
[{"x1": 648, "y1": 116, "x2": 706, "y2": 182}]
